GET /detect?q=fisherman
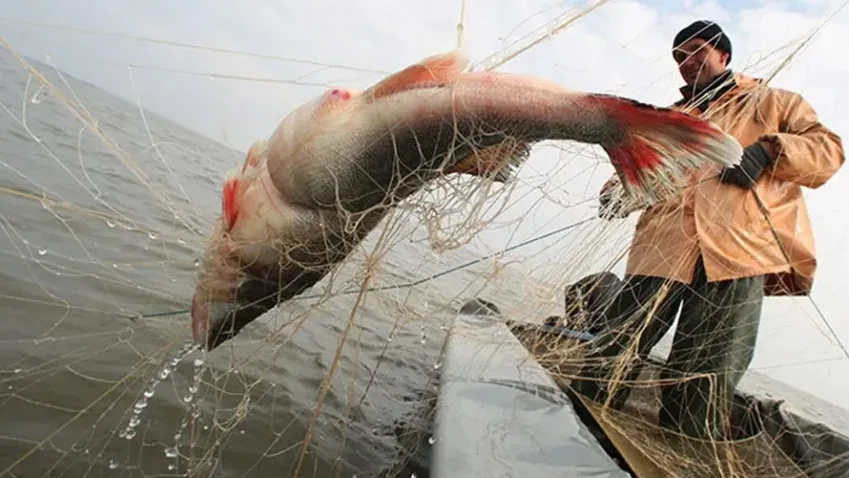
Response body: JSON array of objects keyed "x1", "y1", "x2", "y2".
[{"x1": 570, "y1": 20, "x2": 845, "y2": 441}]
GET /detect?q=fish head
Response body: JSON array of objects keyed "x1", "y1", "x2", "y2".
[
  {"x1": 190, "y1": 219, "x2": 243, "y2": 349},
  {"x1": 190, "y1": 214, "x2": 286, "y2": 351},
  {"x1": 190, "y1": 133, "x2": 335, "y2": 351},
  {"x1": 190, "y1": 140, "x2": 278, "y2": 350}
]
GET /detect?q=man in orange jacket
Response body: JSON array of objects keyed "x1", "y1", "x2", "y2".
[{"x1": 570, "y1": 20, "x2": 845, "y2": 440}]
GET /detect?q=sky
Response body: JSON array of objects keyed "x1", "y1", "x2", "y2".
[{"x1": 1, "y1": 0, "x2": 849, "y2": 409}]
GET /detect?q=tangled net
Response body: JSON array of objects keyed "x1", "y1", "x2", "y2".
[{"x1": 0, "y1": 1, "x2": 848, "y2": 477}]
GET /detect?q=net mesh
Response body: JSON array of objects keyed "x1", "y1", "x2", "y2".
[{"x1": 0, "y1": 1, "x2": 848, "y2": 477}]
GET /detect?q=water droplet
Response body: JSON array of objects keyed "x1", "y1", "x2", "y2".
[
  {"x1": 193, "y1": 358, "x2": 205, "y2": 367},
  {"x1": 37, "y1": 249, "x2": 47, "y2": 256},
  {"x1": 193, "y1": 259, "x2": 200, "y2": 268},
  {"x1": 122, "y1": 342, "x2": 198, "y2": 444},
  {"x1": 177, "y1": 238, "x2": 186, "y2": 245},
  {"x1": 148, "y1": 232, "x2": 158, "y2": 240},
  {"x1": 182, "y1": 394, "x2": 193, "y2": 403},
  {"x1": 188, "y1": 385, "x2": 198, "y2": 394},
  {"x1": 12, "y1": 368, "x2": 21, "y2": 374},
  {"x1": 433, "y1": 361, "x2": 442, "y2": 370},
  {"x1": 106, "y1": 219, "x2": 116, "y2": 229},
  {"x1": 203, "y1": 425, "x2": 209, "y2": 431},
  {"x1": 168, "y1": 464, "x2": 176, "y2": 471},
  {"x1": 108, "y1": 460, "x2": 118, "y2": 470},
  {"x1": 164, "y1": 447, "x2": 178, "y2": 458},
  {"x1": 428, "y1": 436, "x2": 435, "y2": 445}
]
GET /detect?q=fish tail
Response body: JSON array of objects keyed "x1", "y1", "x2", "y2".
[
  {"x1": 445, "y1": 140, "x2": 531, "y2": 182},
  {"x1": 590, "y1": 94, "x2": 743, "y2": 205}
]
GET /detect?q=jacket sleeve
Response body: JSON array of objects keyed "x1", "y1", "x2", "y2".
[{"x1": 761, "y1": 90, "x2": 845, "y2": 189}]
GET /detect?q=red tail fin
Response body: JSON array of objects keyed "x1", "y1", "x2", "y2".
[{"x1": 592, "y1": 95, "x2": 743, "y2": 205}]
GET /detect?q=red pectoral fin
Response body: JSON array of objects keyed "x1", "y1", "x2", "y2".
[
  {"x1": 222, "y1": 173, "x2": 241, "y2": 232},
  {"x1": 363, "y1": 50, "x2": 469, "y2": 100},
  {"x1": 223, "y1": 142, "x2": 268, "y2": 231}
]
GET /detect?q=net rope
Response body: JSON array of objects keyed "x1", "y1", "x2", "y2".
[{"x1": 0, "y1": 2, "x2": 848, "y2": 477}]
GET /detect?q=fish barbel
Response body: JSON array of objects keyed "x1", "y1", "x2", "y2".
[{"x1": 190, "y1": 50, "x2": 742, "y2": 350}]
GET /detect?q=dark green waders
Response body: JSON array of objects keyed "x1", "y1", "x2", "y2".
[{"x1": 569, "y1": 256, "x2": 764, "y2": 440}]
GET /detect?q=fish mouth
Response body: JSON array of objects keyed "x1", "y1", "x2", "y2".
[
  {"x1": 191, "y1": 295, "x2": 239, "y2": 351},
  {"x1": 193, "y1": 299, "x2": 275, "y2": 351},
  {"x1": 192, "y1": 267, "x2": 322, "y2": 351}
]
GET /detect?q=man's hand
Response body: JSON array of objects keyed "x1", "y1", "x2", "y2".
[
  {"x1": 598, "y1": 179, "x2": 632, "y2": 220},
  {"x1": 719, "y1": 141, "x2": 775, "y2": 189}
]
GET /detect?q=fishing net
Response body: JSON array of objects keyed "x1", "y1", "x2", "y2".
[{"x1": 1, "y1": 1, "x2": 848, "y2": 477}]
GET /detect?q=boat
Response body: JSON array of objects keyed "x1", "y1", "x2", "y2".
[{"x1": 426, "y1": 285, "x2": 849, "y2": 478}]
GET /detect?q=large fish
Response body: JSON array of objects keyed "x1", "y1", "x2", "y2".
[{"x1": 190, "y1": 50, "x2": 742, "y2": 350}]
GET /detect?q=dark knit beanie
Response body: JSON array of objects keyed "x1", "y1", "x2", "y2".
[{"x1": 673, "y1": 20, "x2": 732, "y2": 63}]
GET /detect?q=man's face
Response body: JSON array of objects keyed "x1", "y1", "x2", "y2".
[{"x1": 673, "y1": 38, "x2": 729, "y2": 87}]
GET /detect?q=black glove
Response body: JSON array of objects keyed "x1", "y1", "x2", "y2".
[
  {"x1": 598, "y1": 186, "x2": 630, "y2": 220},
  {"x1": 719, "y1": 142, "x2": 774, "y2": 189}
]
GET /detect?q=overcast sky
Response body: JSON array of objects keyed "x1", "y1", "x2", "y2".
[{"x1": 2, "y1": 0, "x2": 849, "y2": 408}]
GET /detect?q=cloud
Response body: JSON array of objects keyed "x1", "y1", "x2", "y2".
[{"x1": 1, "y1": 0, "x2": 848, "y2": 407}]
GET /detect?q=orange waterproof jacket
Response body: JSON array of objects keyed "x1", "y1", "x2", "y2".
[{"x1": 616, "y1": 73, "x2": 844, "y2": 296}]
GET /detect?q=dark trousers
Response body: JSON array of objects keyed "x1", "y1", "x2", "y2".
[{"x1": 569, "y1": 256, "x2": 764, "y2": 440}]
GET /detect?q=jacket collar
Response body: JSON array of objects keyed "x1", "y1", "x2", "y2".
[{"x1": 676, "y1": 69, "x2": 738, "y2": 112}]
